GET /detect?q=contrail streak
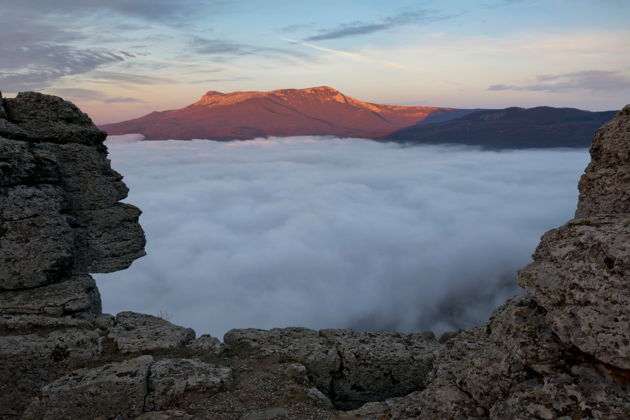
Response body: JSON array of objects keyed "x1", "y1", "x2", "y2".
[{"x1": 281, "y1": 38, "x2": 459, "y2": 86}]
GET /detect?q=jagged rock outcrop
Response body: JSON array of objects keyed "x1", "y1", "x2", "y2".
[
  {"x1": 0, "y1": 92, "x2": 147, "y2": 417},
  {"x1": 108, "y1": 312, "x2": 196, "y2": 353},
  {"x1": 576, "y1": 105, "x2": 630, "y2": 217},
  {"x1": 0, "y1": 92, "x2": 145, "y2": 290},
  {"x1": 1, "y1": 93, "x2": 628, "y2": 419},
  {"x1": 344, "y1": 105, "x2": 630, "y2": 419}
]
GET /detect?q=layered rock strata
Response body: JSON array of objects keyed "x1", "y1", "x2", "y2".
[{"x1": 1, "y1": 93, "x2": 629, "y2": 419}]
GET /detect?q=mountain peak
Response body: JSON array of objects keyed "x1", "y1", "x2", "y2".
[
  {"x1": 103, "y1": 87, "x2": 450, "y2": 140},
  {"x1": 194, "y1": 86, "x2": 350, "y2": 107},
  {"x1": 304, "y1": 86, "x2": 339, "y2": 93}
]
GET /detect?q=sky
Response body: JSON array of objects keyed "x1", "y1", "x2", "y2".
[
  {"x1": 97, "y1": 136, "x2": 589, "y2": 338},
  {"x1": 1, "y1": 0, "x2": 629, "y2": 123}
]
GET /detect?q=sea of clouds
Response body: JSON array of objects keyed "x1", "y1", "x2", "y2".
[{"x1": 97, "y1": 136, "x2": 589, "y2": 339}]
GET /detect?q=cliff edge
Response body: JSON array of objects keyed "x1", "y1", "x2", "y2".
[{"x1": 0, "y1": 93, "x2": 628, "y2": 419}]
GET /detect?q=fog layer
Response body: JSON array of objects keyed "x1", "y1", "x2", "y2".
[{"x1": 97, "y1": 136, "x2": 589, "y2": 338}]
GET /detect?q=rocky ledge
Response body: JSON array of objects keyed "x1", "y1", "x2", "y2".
[{"x1": 0, "y1": 93, "x2": 628, "y2": 419}]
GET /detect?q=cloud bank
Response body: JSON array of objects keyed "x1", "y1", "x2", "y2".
[
  {"x1": 97, "y1": 137, "x2": 588, "y2": 339},
  {"x1": 489, "y1": 70, "x2": 630, "y2": 93}
]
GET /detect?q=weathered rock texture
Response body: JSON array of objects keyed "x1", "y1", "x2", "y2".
[
  {"x1": 1, "y1": 93, "x2": 629, "y2": 419},
  {"x1": 343, "y1": 105, "x2": 630, "y2": 419},
  {"x1": 0, "y1": 92, "x2": 147, "y2": 417},
  {"x1": 0, "y1": 92, "x2": 145, "y2": 290}
]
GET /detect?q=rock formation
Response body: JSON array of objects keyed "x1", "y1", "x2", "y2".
[{"x1": 0, "y1": 93, "x2": 628, "y2": 419}]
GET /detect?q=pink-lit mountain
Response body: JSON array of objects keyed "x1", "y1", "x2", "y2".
[{"x1": 101, "y1": 86, "x2": 451, "y2": 140}]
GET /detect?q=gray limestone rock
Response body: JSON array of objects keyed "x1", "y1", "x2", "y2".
[
  {"x1": 0, "y1": 182, "x2": 74, "y2": 291},
  {"x1": 0, "y1": 184, "x2": 64, "y2": 221},
  {"x1": 320, "y1": 329, "x2": 439, "y2": 409},
  {"x1": 0, "y1": 210, "x2": 74, "y2": 290},
  {"x1": 1, "y1": 92, "x2": 106, "y2": 146},
  {"x1": 0, "y1": 98, "x2": 7, "y2": 120},
  {"x1": 577, "y1": 105, "x2": 630, "y2": 217},
  {"x1": 24, "y1": 357, "x2": 232, "y2": 419},
  {"x1": 225, "y1": 327, "x2": 439, "y2": 409},
  {"x1": 0, "y1": 91, "x2": 146, "y2": 417},
  {"x1": 0, "y1": 93, "x2": 145, "y2": 290},
  {"x1": 24, "y1": 355, "x2": 153, "y2": 419},
  {"x1": 33, "y1": 141, "x2": 128, "y2": 211},
  {"x1": 74, "y1": 203, "x2": 146, "y2": 273},
  {"x1": 146, "y1": 358, "x2": 232, "y2": 411},
  {"x1": 240, "y1": 408, "x2": 290, "y2": 420},
  {"x1": 136, "y1": 411, "x2": 195, "y2": 420},
  {"x1": 224, "y1": 327, "x2": 340, "y2": 394},
  {"x1": 302, "y1": 387, "x2": 333, "y2": 409},
  {"x1": 0, "y1": 275, "x2": 101, "y2": 316},
  {"x1": 0, "y1": 314, "x2": 96, "y2": 332},
  {"x1": 0, "y1": 328, "x2": 103, "y2": 417},
  {"x1": 0, "y1": 137, "x2": 36, "y2": 186},
  {"x1": 519, "y1": 215, "x2": 630, "y2": 369},
  {"x1": 108, "y1": 312, "x2": 196, "y2": 353},
  {"x1": 188, "y1": 334, "x2": 225, "y2": 354},
  {"x1": 346, "y1": 295, "x2": 630, "y2": 419}
]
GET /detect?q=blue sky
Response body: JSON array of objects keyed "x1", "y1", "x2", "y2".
[{"x1": 1, "y1": 0, "x2": 628, "y2": 123}]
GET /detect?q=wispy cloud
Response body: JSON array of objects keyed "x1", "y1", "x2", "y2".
[
  {"x1": 305, "y1": 9, "x2": 455, "y2": 41},
  {"x1": 3, "y1": 0, "x2": 217, "y2": 24},
  {"x1": 0, "y1": 15, "x2": 133, "y2": 92},
  {"x1": 88, "y1": 71, "x2": 176, "y2": 85},
  {"x1": 489, "y1": 70, "x2": 630, "y2": 93},
  {"x1": 191, "y1": 37, "x2": 309, "y2": 59},
  {"x1": 0, "y1": 45, "x2": 129, "y2": 92},
  {"x1": 283, "y1": 38, "x2": 408, "y2": 69},
  {"x1": 50, "y1": 87, "x2": 144, "y2": 103},
  {"x1": 190, "y1": 77, "x2": 252, "y2": 84},
  {"x1": 283, "y1": 38, "x2": 458, "y2": 85},
  {"x1": 278, "y1": 22, "x2": 317, "y2": 33}
]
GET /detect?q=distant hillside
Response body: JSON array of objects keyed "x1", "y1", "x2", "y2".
[
  {"x1": 101, "y1": 87, "x2": 457, "y2": 140},
  {"x1": 381, "y1": 107, "x2": 617, "y2": 148}
]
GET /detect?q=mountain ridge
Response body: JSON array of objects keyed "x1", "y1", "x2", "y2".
[
  {"x1": 382, "y1": 106, "x2": 617, "y2": 148},
  {"x1": 100, "y1": 86, "x2": 453, "y2": 140}
]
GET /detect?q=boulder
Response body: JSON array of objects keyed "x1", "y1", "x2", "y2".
[
  {"x1": 24, "y1": 355, "x2": 154, "y2": 419},
  {"x1": 188, "y1": 334, "x2": 225, "y2": 354},
  {"x1": 108, "y1": 312, "x2": 196, "y2": 353},
  {"x1": 224, "y1": 327, "x2": 340, "y2": 393},
  {"x1": 519, "y1": 216, "x2": 630, "y2": 369},
  {"x1": 0, "y1": 275, "x2": 101, "y2": 316},
  {"x1": 1, "y1": 92, "x2": 106, "y2": 146},
  {"x1": 320, "y1": 329, "x2": 438, "y2": 409},
  {"x1": 146, "y1": 359, "x2": 232, "y2": 411},
  {"x1": 225, "y1": 327, "x2": 439, "y2": 408}
]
